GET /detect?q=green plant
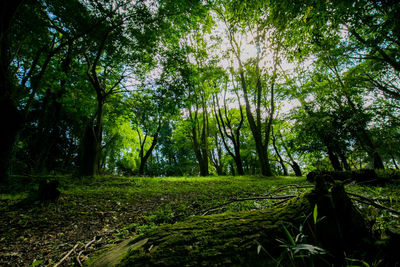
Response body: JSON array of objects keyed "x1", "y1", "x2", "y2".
[{"x1": 275, "y1": 225, "x2": 327, "y2": 266}]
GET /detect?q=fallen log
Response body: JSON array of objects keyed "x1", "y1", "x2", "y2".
[{"x1": 87, "y1": 177, "x2": 393, "y2": 266}]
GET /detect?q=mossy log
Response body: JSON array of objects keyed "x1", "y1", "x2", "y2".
[
  {"x1": 306, "y1": 169, "x2": 400, "y2": 185},
  {"x1": 88, "y1": 181, "x2": 373, "y2": 266},
  {"x1": 306, "y1": 169, "x2": 378, "y2": 183}
]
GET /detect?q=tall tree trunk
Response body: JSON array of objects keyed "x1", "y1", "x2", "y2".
[
  {"x1": 33, "y1": 44, "x2": 72, "y2": 173},
  {"x1": 229, "y1": 162, "x2": 236, "y2": 176},
  {"x1": 290, "y1": 161, "x2": 302, "y2": 176},
  {"x1": 327, "y1": 147, "x2": 342, "y2": 171},
  {"x1": 191, "y1": 124, "x2": 209, "y2": 177},
  {"x1": 212, "y1": 92, "x2": 244, "y2": 176},
  {"x1": 79, "y1": 100, "x2": 103, "y2": 176},
  {"x1": 227, "y1": 25, "x2": 274, "y2": 177},
  {"x1": 138, "y1": 124, "x2": 161, "y2": 176},
  {"x1": 277, "y1": 130, "x2": 302, "y2": 176},
  {"x1": 0, "y1": 101, "x2": 23, "y2": 180},
  {"x1": 338, "y1": 152, "x2": 351, "y2": 171},
  {"x1": 391, "y1": 155, "x2": 399, "y2": 169},
  {"x1": 240, "y1": 75, "x2": 271, "y2": 176},
  {"x1": 94, "y1": 101, "x2": 103, "y2": 174},
  {"x1": 79, "y1": 124, "x2": 98, "y2": 176},
  {"x1": 372, "y1": 151, "x2": 385, "y2": 169},
  {"x1": 272, "y1": 128, "x2": 288, "y2": 176},
  {"x1": 234, "y1": 149, "x2": 244, "y2": 175},
  {"x1": 357, "y1": 129, "x2": 384, "y2": 169},
  {"x1": 198, "y1": 155, "x2": 209, "y2": 177},
  {"x1": 0, "y1": 0, "x2": 25, "y2": 181}
]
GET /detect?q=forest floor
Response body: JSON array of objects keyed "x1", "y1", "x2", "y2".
[{"x1": 0, "y1": 175, "x2": 399, "y2": 266}]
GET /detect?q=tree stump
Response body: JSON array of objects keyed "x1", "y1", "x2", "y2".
[{"x1": 37, "y1": 180, "x2": 60, "y2": 202}]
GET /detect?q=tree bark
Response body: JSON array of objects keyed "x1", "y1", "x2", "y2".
[
  {"x1": 327, "y1": 147, "x2": 343, "y2": 171},
  {"x1": 391, "y1": 155, "x2": 399, "y2": 169},
  {"x1": 225, "y1": 22, "x2": 274, "y2": 177},
  {"x1": 78, "y1": 31, "x2": 113, "y2": 176},
  {"x1": 0, "y1": 0, "x2": 25, "y2": 181},
  {"x1": 338, "y1": 152, "x2": 351, "y2": 171},
  {"x1": 290, "y1": 161, "x2": 302, "y2": 177},
  {"x1": 138, "y1": 124, "x2": 162, "y2": 176},
  {"x1": 272, "y1": 128, "x2": 288, "y2": 176},
  {"x1": 212, "y1": 91, "x2": 244, "y2": 175}
]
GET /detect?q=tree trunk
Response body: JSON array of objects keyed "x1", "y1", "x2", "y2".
[
  {"x1": 138, "y1": 126, "x2": 161, "y2": 176},
  {"x1": 0, "y1": 100, "x2": 23, "y2": 180},
  {"x1": 198, "y1": 157, "x2": 209, "y2": 177},
  {"x1": 391, "y1": 155, "x2": 399, "y2": 169},
  {"x1": 327, "y1": 147, "x2": 342, "y2": 171},
  {"x1": 79, "y1": 100, "x2": 103, "y2": 176},
  {"x1": 215, "y1": 164, "x2": 223, "y2": 176},
  {"x1": 256, "y1": 141, "x2": 272, "y2": 176},
  {"x1": 234, "y1": 152, "x2": 244, "y2": 175},
  {"x1": 79, "y1": 124, "x2": 98, "y2": 176},
  {"x1": 356, "y1": 129, "x2": 385, "y2": 169},
  {"x1": 230, "y1": 162, "x2": 236, "y2": 176},
  {"x1": 372, "y1": 151, "x2": 385, "y2": 169},
  {"x1": 338, "y1": 152, "x2": 351, "y2": 171},
  {"x1": 0, "y1": 0, "x2": 25, "y2": 181},
  {"x1": 291, "y1": 161, "x2": 302, "y2": 176},
  {"x1": 212, "y1": 93, "x2": 244, "y2": 176},
  {"x1": 272, "y1": 128, "x2": 288, "y2": 176},
  {"x1": 237, "y1": 57, "x2": 272, "y2": 177}
]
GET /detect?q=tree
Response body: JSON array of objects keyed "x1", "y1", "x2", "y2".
[
  {"x1": 212, "y1": 76, "x2": 245, "y2": 175},
  {"x1": 0, "y1": 0, "x2": 25, "y2": 180},
  {"x1": 217, "y1": 3, "x2": 284, "y2": 176},
  {"x1": 0, "y1": 0, "x2": 107, "y2": 179}
]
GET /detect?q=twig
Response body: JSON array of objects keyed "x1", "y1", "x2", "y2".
[
  {"x1": 76, "y1": 254, "x2": 83, "y2": 267},
  {"x1": 200, "y1": 195, "x2": 297, "y2": 216},
  {"x1": 85, "y1": 236, "x2": 98, "y2": 250},
  {"x1": 199, "y1": 184, "x2": 311, "y2": 216},
  {"x1": 76, "y1": 236, "x2": 99, "y2": 266},
  {"x1": 348, "y1": 192, "x2": 400, "y2": 215},
  {"x1": 54, "y1": 243, "x2": 79, "y2": 267}
]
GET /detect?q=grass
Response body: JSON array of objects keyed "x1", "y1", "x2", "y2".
[{"x1": 0, "y1": 174, "x2": 399, "y2": 266}]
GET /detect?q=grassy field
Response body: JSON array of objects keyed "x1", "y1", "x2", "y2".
[{"x1": 0, "y1": 175, "x2": 399, "y2": 266}]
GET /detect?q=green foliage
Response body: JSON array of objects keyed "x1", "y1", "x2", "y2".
[
  {"x1": 3, "y1": 0, "x2": 399, "y2": 180},
  {"x1": 313, "y1": 204, "x2": 318, "y2": 224}
]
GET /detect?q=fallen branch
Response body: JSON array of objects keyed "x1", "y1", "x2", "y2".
[
  {"x1": 198, "y1": 184, "x2": 312, "y2": 216},
  {"x1": 85, "y1": 236, "x2": 99, "y2": 250},
  {"x1": 54, "y1": 243, "x2": 79, "y2": 267},
  {"x1": 200, "y1": 195, "x2": 297, "y2": 216},
  {"x1": 76, "y1": 236, "x2": 101, "y2": 266},
  {"x1": 348, "y1": 192, "x2": 400, "y2": 215}
]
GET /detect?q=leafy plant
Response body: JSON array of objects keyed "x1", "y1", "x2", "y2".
[{"x1": 275, "y1": 225, "x2": 327, "y2": 266}]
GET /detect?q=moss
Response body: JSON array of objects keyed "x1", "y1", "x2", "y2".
[
  {"x1": 88, "y1": 181, "x2": 380, "y2": 266},
  {"x1": 88, "y1": 194, "x2": 312, "y2": 266}
]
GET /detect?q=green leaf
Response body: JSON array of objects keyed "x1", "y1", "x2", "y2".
[
  {"x1": 313, "y1": 204, "x2": 318, "y2": 224},
  {"x1": 32, "y1": 260, "x2": 43, "y2": 267},
  {"x1": 345, "y1": 257, "x2": 370, "y2": 267},
  {"x1": 282, "y1": 225, "x2": 295, "y2": 246},
  {"x1": 292, "y1": 244, "x2": 326, "y2": 255},
  {"x1": 257, "y1": 244, "x2": 262, "y2": 254}
]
